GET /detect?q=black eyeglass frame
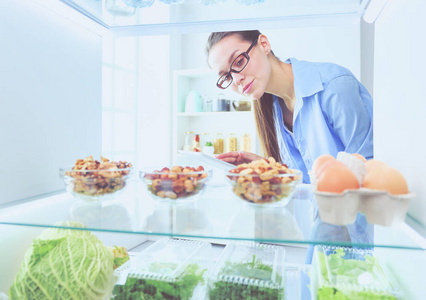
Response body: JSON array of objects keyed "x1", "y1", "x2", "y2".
[{"x1": 216, "y1": 39, "x2": 258, "y2": 90}]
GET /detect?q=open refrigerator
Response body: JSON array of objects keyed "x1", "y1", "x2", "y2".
[{"x1": 1, "y1": 0, "x2": 426, "y2": 299}]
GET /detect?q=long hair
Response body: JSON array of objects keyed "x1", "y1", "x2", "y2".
[{"x1": 206, "y1": 30, "x2": 282, "y2": 162}]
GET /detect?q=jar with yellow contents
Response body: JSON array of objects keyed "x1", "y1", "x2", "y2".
[
  {"x1": 213, "y1": 133, "x2": 224, "y2": 154},
  {"x1": 226, "y1": 133, "x2": 238, "y2": 152},
  {"x1": 240, "y1": 133, "x2": 251, "y2": 152}
]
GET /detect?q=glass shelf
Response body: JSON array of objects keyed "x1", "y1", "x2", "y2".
[
  {"x1": 59, "y1": 0, "x2": 369, "y2": 35},
  {"x1": 0, "y1": 179, "x2": 425, "y2": 251}
]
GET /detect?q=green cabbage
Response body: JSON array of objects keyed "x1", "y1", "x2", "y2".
[{"x1": 9, "y1": 222, "x2": 115, "y2": 300}]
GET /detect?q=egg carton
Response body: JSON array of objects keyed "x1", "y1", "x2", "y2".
[{"x1": 315, "y1": 188, "x2": 415, "y2": 226}]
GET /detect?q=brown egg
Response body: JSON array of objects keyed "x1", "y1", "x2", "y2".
[
  {"x1": 316, "y1": 160, "x2": 345, "y2": 178},
  {"x1": 363, "y1": 165, "x2": 408, "y2": 195},
  {"x1": 351, "y1": 153, "x2": 367, "y2": 162},
  {"x1": 312, "y1": 154, "x2": 336, "y2": 175},
  {"x1": 365, "y1": 159, "x2": 388, "y2": 172},
  {"x1": 317, "y1": 163, "x2": 360, "y2": 193}
]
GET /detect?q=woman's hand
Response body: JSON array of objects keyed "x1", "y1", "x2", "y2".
[{"x1": 215, "y1": 151, "x2": 264, "y2": 166}]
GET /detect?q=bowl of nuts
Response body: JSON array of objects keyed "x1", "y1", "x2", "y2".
[
  {"x1": 60, "y1": 156, "x2": 133, "y2": 201},
  {"x1": 140, "y1": 165, "x2": 212, "y2": 204},
  {"x1": 226, "y1": 157, "x2": 302, "y2": 207}
]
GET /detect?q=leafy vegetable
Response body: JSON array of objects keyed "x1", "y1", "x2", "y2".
[
  {"x1": 113, "y1": 263, "x2": 205, "y2": 300},
  {"x1": 109, "y1": 246, "x2": 130, "y2": 270},
  {"x1": 209, "y1": 255, "x2": 284, "y2": 300},
  {"x1": 9, "y1": 222, "x2": 115, "y2": 300},
  {"x1": 205, "y1": 142, "x2": 213, "y2": 147},
  {"x1": 316, "y1": 248, "x2": 398, "y2": 300}
]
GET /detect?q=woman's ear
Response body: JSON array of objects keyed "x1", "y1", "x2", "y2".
[{"x1": 258, "y1": 34, "x2": 271, "y2": 54}]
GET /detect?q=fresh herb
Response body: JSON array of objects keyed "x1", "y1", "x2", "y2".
[
  {"x1": 205, "y1": 142, "x2": 213, "y2": 147},
  {"x1": 209, "y1": 255, "x2": 284, "y2": 300},
  {"x1": 113, "y1": 263, "x2": 205, "y2": 300},
  {"x1": 316, "y1": 248, "x2": 398, "y2": 300}
]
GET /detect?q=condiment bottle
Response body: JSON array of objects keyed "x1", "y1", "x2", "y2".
[
  {"x1": 226, "y1": 133, "x2": 238, "y2": 152},
  {"x1": 213, "y1": 133, "x2": 224, "y2": 154},
  {"x1": 240, "y1": 133, "x2": 251, "y2": 152}
]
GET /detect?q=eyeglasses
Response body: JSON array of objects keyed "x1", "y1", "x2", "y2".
[{"x1": 216, "y1": 39, "x2": 258, "y2": 89}]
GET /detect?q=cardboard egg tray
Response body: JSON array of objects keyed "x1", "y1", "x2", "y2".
[{"x1": 314, "y1": 189, "x2": 415, "y2": 227}]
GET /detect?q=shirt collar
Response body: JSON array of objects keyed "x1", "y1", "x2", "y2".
[{"x1": 285, "y1": 58, "x2": 324, "y2": 98}]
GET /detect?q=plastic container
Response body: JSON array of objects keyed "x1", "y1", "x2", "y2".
[
  {"x1": 114, "y1": 239, "x2": 211, "y2": 300},
  {"x1": 208, "y1": 242, "x2": 286, "y2": 300},
  {"x1": 314, "y1": 189, "x2": 415, "y2": 226},
  {"x1": 311, "y1": 245, "x2": 402, "y2": 300}
]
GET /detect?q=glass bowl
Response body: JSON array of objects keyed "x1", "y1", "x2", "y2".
[
  {"x1": 140, "y1": 166, "x2": 212, "y2": 204},
  {"x1": 226, "y1": 168, "x2": 302, "y2": 207},
  {"x1": 60, "y1": 166, "x2": 134, "y2": 201}
]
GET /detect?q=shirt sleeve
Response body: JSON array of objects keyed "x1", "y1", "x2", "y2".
[{"x1": 319, "y1": 75, "x2": 373, "y2": 158}]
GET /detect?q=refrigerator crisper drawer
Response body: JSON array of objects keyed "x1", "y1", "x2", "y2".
[
  {"x1": 113, "y1": 239, "x2": 211, "y2": 299},
  {"x1": 208, "y1": 242, "x2": 286, "y2": 300},
  {"x1": 311, "y1": 245, "x2": 402, "y2": 300}
]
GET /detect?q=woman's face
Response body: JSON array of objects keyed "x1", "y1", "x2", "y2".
[{"x1": 208, "y1": 35, "x2": 271, "y2": 99}]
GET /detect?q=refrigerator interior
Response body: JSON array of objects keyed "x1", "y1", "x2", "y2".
[{"x1": 1, "y1": 0, "x2": 426, "y2": 298}]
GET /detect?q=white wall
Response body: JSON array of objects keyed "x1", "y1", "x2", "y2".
[
  {"x1": 0, "y1": 0, "x2": 102, "y2": 205},
  {"x1": 374, "y1": 0, "x2": 426, "y2": 225}
]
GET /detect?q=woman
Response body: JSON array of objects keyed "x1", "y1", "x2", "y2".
[
  {"x1": 207, "y1": 30, "x2": 374, "y2": 264},
  {"x1": 206, "y1": 30, "x2": 373, "y2": 183}
]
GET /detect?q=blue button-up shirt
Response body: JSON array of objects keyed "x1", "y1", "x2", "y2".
[{"x1": 273, "y1": 58, "x2": 374, "y2": 183}]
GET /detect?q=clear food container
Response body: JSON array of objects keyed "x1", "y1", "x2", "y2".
[
  {"x1": 311, "y1": 245, "x2": 402, "y2": 300},
  {"x1": 113, "y1": 239, "x2": 211, "y2": 300},
  {"x1": 226, "y1": 169, "x2": 302, "y2": 207},
  {"x1": 140, "y1": 166, "x2": 212, "y2": 204},
  {"x1": 208, "y1": 242, "x2": 286, "y2": 300},
  {"x1": 59, "y1": 157, "x2": 133, "y2": 202}
]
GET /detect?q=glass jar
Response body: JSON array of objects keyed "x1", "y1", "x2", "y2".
[
  {"x1": 192, "y1": 134, "x2": 201, "y2": 152},
  {"x1": 200, "y1": 133, "x2": 212, "y2": 148},
  {"x1": 226, "y1": 133, "x2": 238, "y2": 152},
  {"x1": 183, "y1": 131, "x2": 194, "y2": 151},
  {"x1": 201, "y1": 133, "x2": 214, "y2": 155},
  {"x1": 240, "y1": 133, "x2": 251, "y2": 152},
  {"x1": 213, "y1": 133, "x2": 224, "y2": 154}
]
